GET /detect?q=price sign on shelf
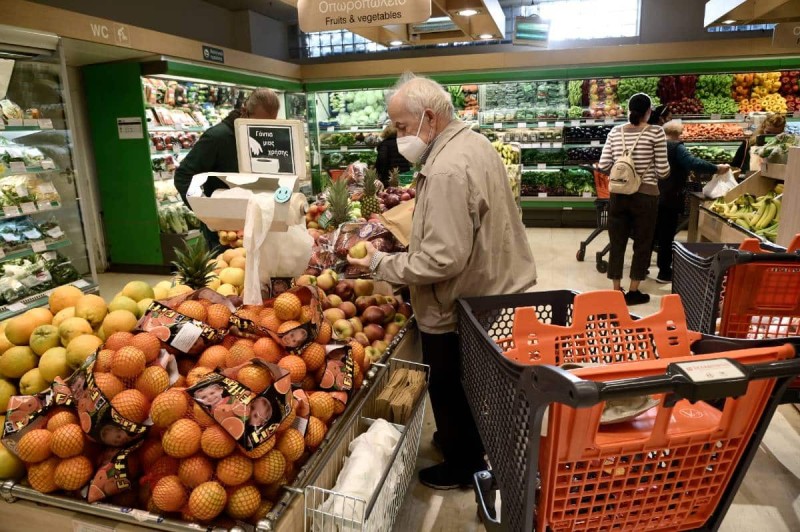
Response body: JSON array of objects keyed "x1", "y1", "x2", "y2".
[
  {"x1": 555, "y1": 121, "x2": 565, "y2": 128},
  {"x1": 494, "y1": 122, "x2": 502, "y2": 129},
  {"x1": 340, "y1": 146, "x2": 348, "y2": 152},
  {"x1": 7, "y1": 118, "x2": 22, "y2": 127},
  {"x1": 537, "y1": 192, "x2": 548, "y2": 198},
  {"x1": 36, "y1": 201, "x2": 52, "y2": 211},
  {"x1": 20, "y1": 202, "x2": 36, "y2": 214},
  {"x1": 586, "y1": 119, "x2": 596, "y2": 125},
  {"x1": 591, "y1": 140, "x2": 601, "y2": 146},
  {"x1": 570, "y1": 120, "x2": 580, "y2": 126},
  {"x1": 604, "y1": 118, "x2": 614, "y2": 124},
  {"x1": 73, "y1": 279, "x2": 90, "y2": 289},
  {"x1": 7, "y1": 302, "x2": 26, "y2": 312},
  {"x1": 517, "y1": 122, "x2": 527, "y2": 129},
  {"x1": 326, "y1": 126, "x2": 335, "y2": 132},
  {"x1": 38, "y1": 119, "x2": 53, "y2": 129},
  {"x1": 31, "y1": 240, "x2": 47, "y2": 253},
  {"x1": 23, "y1": 119, "x2": 38, "y2": 127},
  {"x1": 582, "y1": 191, "x2": 594, "y2": 198},
  {"x1": 553, "y1": 142, "x2": 563, "y2": 148},
  {"x1": 538, "y1": 121, "x2": 548, "y2": 128},
  {"x1": 537, "y1": 163, "x2": 547, "y2": 169},
  {"x1": 9, "y1": 161, "x2": 26, "y2": 174},
  {"x1": 711, "y1": 114, "x2": 722, "y2": 120},
  {"x1": 2, "y1": 206, "x2": 19, "y2": 217},
  {"x1": 349, "y1": 126, "x2": 358, "y2": 132},
  {"x1": 41, "y1": 159, "x2": 56, "y2": 170},
  {"x1": 531, "y1": 142, "x2": 541, "y2": 148}
]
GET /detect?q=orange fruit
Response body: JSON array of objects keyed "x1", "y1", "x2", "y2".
[
  {"x1": 300, "y1": 375, "x2": 316, "y2": 391},
  {"x1": 301, "y1": 343, "x2": 325, "y2": 372},
  {"x1": 277, "y1": 321, "x2": 301, "y2": 335},
  {"x1": 332, "y1": 395, "x2": 346, "y2": 415},
  {"x1": 299, "y1": 305, "x2": 313, "y2": 324},
  {"x1": 257, "y1": 307, "x2": 275, "y2": 323},
  {"x1": 51, "y1": 423, "x2": 85, "y2": 458},
  {"x1": 197, "y1": 345, "x2": 228, "y2": 369},
  {"x1": 192, "y1": 403, "x2": 215, "y2": 428},
  {"x1": 206, "y1": 304, "x2": 232, "y2": 329},
  {"x1": 46, "y1": 409, "x2": 79, "y2": 432},
  {"x1": 249, "y1": 500, "x2": 274, "y2": 525},
  {"x1": 178, "y1": 454, "x2": 214, "y2": 488},
  {"x1": 162, "y1": 419, "x2": 202, "y2": 458},
  {"x1": 216, "y1": 454, "x2": 253, "y2": 486},
  {"x1": 188, "y1": 481, "x2": 227, "y2": 521},
  {"x1": 177, "y1": 300, "x2": 206, "y2": 322},
  {"x1": 315, "y1": 320, "x2": 332, "y2": 345},
  {"x1": 200, "y1": 425, "x2": 236, "y2": 459},
  {"x1": 260, "y1": 313, "x2": 282, "y2": 332},
  {"x1": 354, "y1": 362, "x2": 363, "y2": 390},
  {"x1": 308, "y1": 392, "x2": 334, "y2": 423},
  {"x1": 111, "y1": 389, "x2": 150, "y2": 424},
  {"x1": 94, "y1": 372, "x2": 124, "y2": 400},
  {"x1": 187, "y1": 366, "x2": 214, "y2": 386},
  {"x1": 348, "y1": 340, "x2": 365, "y2": 371},
  {"x1": 148, "y1": 455, "x2": 179, "y2": 483},
  {"x1": 237, "y1": 307, "x2": 260, "y2": 322},
  {"x1": 276, "y1": 404, "x2": 296, "y2": 433},
  {"x1": 253, "y1": 449, "x2": 285, "y2": 484},
  {"x1": 111, "y1": 346, "x2": 146, "y2": 379},
  {"x1": 105, "y1": 331, "x2": 134, "y2": 351},
  {"x1": 16, "y1": 429, "x2": 52, "y2": 463},
  {"x1": 27, "y1": 456, "x2": 59, "y2": 493},
  {"x1": 253, "y1": 337, "x2": 282, "y2": 363},
  {"x1": 150, "y1": 390, "x2": 188, "y2": 429},
  {"x1": 278, "y1": 355, "x2": 306, "y2": 383},
  {"x1": 234, "y1": 338, "x2": 255, "y2": 350},
  {"x1": 94, "y1": 349, "x2": 114, "y2": 373},
  {"x1": 140, "y1": 439, "x2": 164, "y2": 468},
  {"x1": 177, "y1": 357, "x2": 195, "y2": 376},
  {"x1": 131, "y1": 332, "x2": 161, "y2": 363},
  {"x1": 242, "y1": 437, "x2": 275, "y2": 459},
  {"x1": 54, "y1": 455, "x2": 93, "y2": 490},
  {"x1": 226, "y1": 484, "x2": 261, "y2": 519},
  {"x1": 173, "y1": 375, "x2": 187, "y2": 388},
  {"x1": 276, "y1": 429, "x2": 304, "y2": 462},
  {"x1": 135, "y1": 366, "x2": 170, "y2": 400},
  {"x1": 152, "y1": 474, "x2": 187, "y2": 512},
  {"x1": 222, "y1": 335, "x2": 237, "y2": 349},
  {"x1": 305, "y1": 416, "x2": 327, "y2": 450},
  {"x1": 273, "y1": 293, "x2": 301, "y2": 321},
  {"x1": 237, "y1": 364, "x2": 272, "y2": 393},
  {"x1": 226, "y1": 344, "x2": 254, "y2": 368}
]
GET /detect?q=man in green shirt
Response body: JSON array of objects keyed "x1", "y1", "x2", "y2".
[{"x1": 175, "y1": 89, "x2": 280, "y2": 250}]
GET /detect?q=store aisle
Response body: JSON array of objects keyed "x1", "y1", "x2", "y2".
[{"x1": 395, "y1": 227, "x2": 800, "y2": 532}]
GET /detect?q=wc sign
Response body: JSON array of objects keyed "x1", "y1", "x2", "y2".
[
  {"x1": 772, "y1": 23, "x2": 800, "y2": 48},
  {"x1": 88, "y1": 21, "x2": 131, "y2": 47}
]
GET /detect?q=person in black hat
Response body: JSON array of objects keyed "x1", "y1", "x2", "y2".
[
  {"x1": 648, "y1": 104, "x2": 672, "y2": 126},
  {"x1": 598, "y1": 93, "x2": 670, "y2": 305}
]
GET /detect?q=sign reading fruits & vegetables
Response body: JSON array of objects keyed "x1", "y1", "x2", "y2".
[{"x1": 297, "y1": 0, "x2": 432, "y2": 32}]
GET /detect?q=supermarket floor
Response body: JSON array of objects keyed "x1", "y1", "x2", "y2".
[{"x1": 98, "y1": 228, "x2": 800, "y2": 532}]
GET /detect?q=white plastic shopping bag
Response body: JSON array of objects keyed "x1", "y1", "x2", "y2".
[
  {"x1": 702, "y1": 169, "x2": 737, "y2": 199},
  {"x1": 243, "y1": 192, "x2": 312, "y2": 305}
]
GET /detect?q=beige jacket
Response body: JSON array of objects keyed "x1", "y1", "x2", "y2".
[{"x1": 374, "y1": 120, "x2": 537, "y2": 334}]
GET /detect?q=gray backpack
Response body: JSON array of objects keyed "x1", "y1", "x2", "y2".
[{"x1": 609, "y1": 127, "x2": 650, "y2": 195}]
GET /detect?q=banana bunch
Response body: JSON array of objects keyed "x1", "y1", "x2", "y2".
[
  {"x1": 710, "y1": 191, "x2": 781, "y2": 241},
  {"x1": 492, "y1": 140, "x2": 520, "y2": 165}
]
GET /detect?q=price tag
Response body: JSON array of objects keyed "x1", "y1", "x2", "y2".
[
  {"x1": 170, "y1": 322, "x2": 203, "y2": 352},
  {"x1": 73, "y1": 279, "x2": 90, "y2": 288},
  {"x1": 570, "y1": 120, "x2": 580, "y2": 126},
  {"x1": 2, "y1": 206, "x2": 19, "y2": 217},
  {"x1": 46, "y1": 226, "x2": 64, "y2": 239},
  {"x1": 327, "y1": 126, "x2": 335, "y2": 132},
  {"x1": 20, "y1": 202, "x2": 36, "y2": 214},
  {"x1": 582, "y1": 191, "x2": 594, "y2": 198},
  {"x1": 540, "y1": 142, "x2": 552, "y2": 149},
  {"x1": 591, "y1": 140, "x2": 601, "y2": 146},
  {"x1": 735, "y1": 113, "x2": 745, "y2": 121},
  {"x1": 339, "y1": 146, "x2": 348, "y2": 152},
  {"x1": 31, "y1": 240, "x2": 47, "y2": 253},
  {"x1": 537, "y1": 192, "x2": 548, "y2": 197},
  {"x1": 520, "y1": 144, "x2": 531, "y2": 149},
  {"x1": 36, "y1": 201, "x2": 53, "y2": 211},
  {"x1": 538, "y1": 121, "x2": 548, "y2": 128},
  {"x1": 37, "y1": 183, "x2": 57, "y2": 194},
  {"x1": 493, "y1": 122, "x2": 502, "y2": 129},
  {"x1": 675, "y1": 359, "x2": 745, "y2": 383},
  {"x1": 38, "y1": 118, "x2": 53, "y2": 129},
  {"x1": 6, "y1": 118, "x2": 22, "y2": 127},
  {"x1": 24, "y1": 229, "x2": 42, "y2": 239},
  {"x1": 23, "y1": 119, "x2": 38, "y2": 127},
  {"x1": 349, "y1": 126, "x2": 358, "y2": 132},
  {"x1": 517, "y1": 122, "x2": 527, "y2": 129},
  {"x1": 40, "y1": 159, "x2": 56, "y2": 170},
  {"x1": 711, "y1": 114, "x2": 722, "y2": 120},
  {"x1": 555, "y1": 121, "x2": 565, "y2": 128},
  {"x1": 531, "y1": 142, "x2": 541, "y2": 148},
  {"x1": 586, "y1": 119, "x2": 596, "y2": 125},
  {"x1": 9, "y1": 161, "x2": 26, "y2": 174},
  {"x1": 604, "y1": 118, "x2": 614, "y2": 124},
  {"x1": 15, "y1": 184, "x2": 27, "y2": 197},
  {"x1": 537, "y1": 163, "x2": 547, "y2": 169},
  {"x1": 553, "y1": 142, "x2": 563, "y2": 148},
  {"x1": 7, "y1": 301, "x2": 25, "y2": 312}
]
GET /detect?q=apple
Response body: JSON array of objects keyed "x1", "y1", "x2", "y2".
[
  {"x1": 317, "y1": 273, "x2": 335, "y2": 292},
  {"x1": 362, "y1": 305, "x2": 386, "y2": 325},
  {"x1": 333, "y1": 319, "x2": 354, "y2": 339},
  {"x1": 373, "y1": 295, "x2": 387, "y2": 306},
  {"x1": 321, "y1": 269, "x2": 339, "y2": 282},
  {"x1": 334, "y1": 281, "x2": 354, "y2": 302},
  {"x1": 349, "y1": 242, "x2": 368, "y2": 259},
  {"x1": 384, "y1": 295, "x2": 398, "y2": 309},
  {"x1": 326, "y1": 294, "x2": 343, "y2": 308},
  {"x1": 339, "y1": 301, "x2": 357, "y2": 319},
  {"x1": 354, "y1": 278, "x2": 374, "y2": 297},
  {"x1": 371, "y1": 340, "x2": 389, "y2": 353},
  {"x1": 355, "y1": 295, "x2": 376, "y2": 315},
  {"x1": 365, "y1": 346, "x2": 382, "y2": 364},
  {"x1": 384, "y1": 334, "x2": 395, "y2": 344},
  {"x1": 393, "y1": 314, "x2": 407, "y2": 327},
  {"x1": 379, "y1": 304, "x2": 396, "y2": 323},
  {"x1": 323, "y1": 308, "x2": 346, "y2": 323},
  {"x1": 364, "y1": 323, "x2": 385, "y2": 343},
  {"x1": 296, "y1": 274, "x2": 317, "y2": 287},
  {"x1": 385, "y1": 322, "x2": 402, "y2": 336},
  {"x1": 397, "y1": 302, "x2": 412, "y2": 319},
  {"x1": 354, "y1": 332, "x2": 370, "y2": 347},
  {"x1": 348, "y1": 317, "x2": 364, "y2": 334},
  {"x1": 307, "y1": 221, "x2": 319, "y2": 229}
]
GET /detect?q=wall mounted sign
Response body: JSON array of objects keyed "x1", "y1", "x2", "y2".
[{"x1": 297, "y1": 0, "x2": 431, "y2": 32}]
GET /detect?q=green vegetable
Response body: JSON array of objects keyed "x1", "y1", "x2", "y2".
[
  {"x1": 696, "y1": 75, "x2": 734, "y2": 99},
  {"x1": 698, "y1": 96, "x2": 739, "y2": 115},
  {"x1": 568, "y1": 80, "x2": 583, "y2": 106},
  {"x1": 617, "y1": 77, "x2": 660, "y2": 104}
]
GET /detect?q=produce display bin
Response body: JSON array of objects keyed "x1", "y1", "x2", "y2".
[{"x1": 457, "y1": 289, "x2": 800, "y2": 532}]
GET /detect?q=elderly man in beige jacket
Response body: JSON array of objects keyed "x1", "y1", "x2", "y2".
[{"x1": 349, "y1": 75, "x2": 537, "y2": 490}]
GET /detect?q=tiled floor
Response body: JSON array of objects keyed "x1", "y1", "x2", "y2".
[{"x1": 97, "y1": 227, "x2": 800, "y2": 531}]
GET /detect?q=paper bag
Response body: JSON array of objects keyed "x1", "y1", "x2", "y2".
[
  {"x1": 702, "y1": 169, "x2": 737, "y2": 199},
  {"x1": 379, "y1": 198, "x2": 414, "y2": 247},
  {"x1": 243, "y1": 192, "x2": 312, "y2": 305}
]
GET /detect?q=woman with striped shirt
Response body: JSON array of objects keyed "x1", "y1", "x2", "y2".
[{"x1": 598, "y1": 93, "x2": 670, "y2": 305}]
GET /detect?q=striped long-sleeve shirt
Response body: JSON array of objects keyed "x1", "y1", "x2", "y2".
[{"x1": 598, "y1": 124, "x2": 670, "y2": 196}]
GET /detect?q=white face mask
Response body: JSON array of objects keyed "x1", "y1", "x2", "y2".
[{"x1": 397, "y1": 112, "x2": 431, "y2": 163}]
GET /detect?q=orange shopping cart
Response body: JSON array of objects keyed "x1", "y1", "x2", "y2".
[
  {"x1": 457, "y1": 289, "x2": 800, "y2": 531},
  {"x1": 576, "y1": 167, "x2": 611, "y2": 273}
]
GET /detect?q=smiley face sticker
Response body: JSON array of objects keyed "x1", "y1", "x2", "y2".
[{"x1": 274, "y1": 186, "x2": 292, "y2": 204}]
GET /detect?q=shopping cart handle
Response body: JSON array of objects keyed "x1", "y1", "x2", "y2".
[{"x1": 692, "y1": 334, "x2": 800, "y2": 355}]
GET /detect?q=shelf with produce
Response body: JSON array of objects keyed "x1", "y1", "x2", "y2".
[
  {"x1": 0, "y1": 238, "x2": 71, "y2": 262},
  {"x1": 0, "y1": 124, "x2": 60, "y2": 132},
  {"x1": 0, "y1": 278, "x2": 97, "y2": 322},
  {"x1": 0, "y1": 163, "x2": 59, "y2": 178},
  {"x1": 0, "y1": 201, "x2": 60, "y2": 220}
]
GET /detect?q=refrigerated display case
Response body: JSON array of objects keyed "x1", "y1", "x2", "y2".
[
  {"x1": 82, "y1": 60, "x2": 304, "y2": 272},
  {"x1": 0, "y1": 26, "x2": 96, "y2": 319}
]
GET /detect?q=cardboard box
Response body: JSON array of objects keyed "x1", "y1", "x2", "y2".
[
  {"x1": 760, "y1": 163, "x2": 787, "y2": 181},
  {"x1": 186, "y1": 173, "x2": 300, "y2": 231}
]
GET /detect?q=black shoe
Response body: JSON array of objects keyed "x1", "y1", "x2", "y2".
[
  {"x1": 656, "y1": 272, "x2": 672, "y2": 284},
  {"x1": 624, "y1": 290, "x2": 651, "y2": 306},
  {"x1": 418, "y1": 462, "x2": 474, "y2": 490}
]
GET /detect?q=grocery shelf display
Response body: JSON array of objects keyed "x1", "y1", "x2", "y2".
[
  {"x1": 82, "y1": 60, "x2": 305, "y2": 272},
  {"x1": 0, "y1": 40, "x2": 97, "y2": 320}
]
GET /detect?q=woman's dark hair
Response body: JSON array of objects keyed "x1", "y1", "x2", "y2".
[
  {"x1": 629, "y1": 110, "x2": 646, "y2": 125},
  {"x1": 627, "y1": 93, "x2": 652, "y2": 125},
  {"x1": 648, "y1": 104, "x2": 669, "y2": 125}
]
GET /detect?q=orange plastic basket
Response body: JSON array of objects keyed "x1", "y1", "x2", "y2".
[{"x1": 594, "y1": 168, "x2": 610, "y2": 199}]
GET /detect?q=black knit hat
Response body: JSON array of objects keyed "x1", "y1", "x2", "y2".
[{"x1": 628, "y1": 93, "x2": 652, "y2": 114}]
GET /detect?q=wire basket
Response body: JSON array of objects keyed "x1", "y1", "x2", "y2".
[
  {"x1": 457, "y1": 289, "x2": 800, "y2": 532},
  {"x1": 304, "y1": 358, "x2": 428, "y2": 531}
]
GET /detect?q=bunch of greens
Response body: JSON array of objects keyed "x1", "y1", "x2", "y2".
[
  {"x1": 568, "y1": 80, "x2": 583, "y2": 106},
  {"x1": 617, "y1": 77, "x2": 660, "y2": 104},
  {"x1": 754, "y1": 133, "x2": 800, "y2": 163}
]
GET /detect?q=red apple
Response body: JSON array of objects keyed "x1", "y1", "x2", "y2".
[
  {"x1": 354, "y1": 332, "x2": 370, "y2": 347},
  {"x1": 373, "y1": 295, "x2": 387, "y2": 306},
  {"x1": 348, "y1": 317, "x2": 363, "y2": 334},
  {"x1": 384, "y1": 334, "x2": 394, "y2": 344},
  {"x1": 354, "y1": 278, "x2": 374, "y2": 297},
  {"x1": 379, "y1": 304, "x2": 396, "y2": 324},
  {"x1": 355, "y1": 295, "x2": 376, "y2": 315},
  {"x1": 334, "y1": 281, "x2": 354, "y2": 302},
  {"x1": 362, "y1": 305, "x2": 386, "y2": 325},
  {"x1": 397, "y1": 302, "x2": 412, "y2": 319},
  {"x1": 339, "y1": 301, "x2": 357, "y2": 319},
  {"x1": 333, "y1": 319, "x2": 354, "y2": 339},
  {"x1": 323, "y1": 308, "x2": 346, "y2": 324},
  {"x1": 364, "y1": 324, "x2": 385, "y2": 343},
  {"x1": 384, "y1": 295, "x2": 398, "y2": 309}
]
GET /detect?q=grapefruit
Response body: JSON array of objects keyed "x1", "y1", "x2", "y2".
[
  {"x1": 51, "y1": 307, "x2": 75, "y2": 328},
  {"x1": 178, "y1": 455, "x2": 214, "y2": 488},
  {"x1": 94, "y1": 373, "x2": 124, "y2": 400},
  {"x1": 19, "y1": 368, "x2": 49, "y2": 395},
  {"x1": 101, "y1": 310, "x2": 138, "y2": 337},
  {"x1": 108, "y1": 295, "x2": 139, "y2": 316},
  {"x1": 200, "y1": 425, "x2": 236, "y2": 459},
  {"x1": 276, "y1": 429, "x2": 305, "y2": 462},
  {"x1": 38, "y1": 347, "x2": 70, "y2": 382},
  {"x1": 51, "y1": 423, "x2": 85, "y2": 458},
  {"x1": 152, "y1": 475, "x2": 187, "y2": 512},
  {"x1": 58, "y1": 317, "x2": 93, "y2": 346},
  {"x1": 110, "y1": 389, "x2": 150, "y2": 424},
  {"x1": 48, "y1": 285, "x2": 82, "y2": 314},
  {"x1": 26, "y1": 456, "x2": 58, "y2": 492},
  {"x1": 0, "y1": 444, "x2": 25, "y2": 480},
  {"x1": 122, "y1": 281, "x2": 155, "y2": 302},
  {"x1": 135, "y1": 366, "x2": 170, "y2": 400},
  {"x1": 253, "y1": 449, "x2": 285, "y2": 484},
  {"x1": 104, "y1": 332, "x2": 133, "y2": 351},
  {"x1": 65, "y1": 334, "x2": 103, "y2": 369},
  {"x1": 136, "y1": 298, "x2": 154, "y2": 318},
  {"x1": 0, "y1": 333, "x2": 13, "y2": 355},
  {"x1": 130, "y1": 332, "x2": 161, "y2": 363},
  {"x1": 216, "y1": 454, "x2": 253, "y2": 486},
  {"x1": 16, "y1": 429, "x2": 53, "y2": 463},
  {"x1": 5, "y1": 311, "x2": 49, "y2": 346},
  {"x1": 226, "y1": 484, "x2": 261, "y2": 520},
  {"x1": 74, "y1": 294, "x2": 108, "y2": 329},
  {"x1": 0, "y1": 379, "x2": 17, "y2": 410},
  {"x1": 162, "y1": 419, "x2": 202, "y2": 458},
  {"x1": 46, "y1": 409, "x2": 79, "y2": 431},
  {"x1": 111, "y1": 346, "x2": 146, "y2": 379},
  {"x1": 0, "y1": 346, "x2": 37, "y2": 379},
  {"x1": 29, "y1": 324, "x2": 61, "y2": 355}
]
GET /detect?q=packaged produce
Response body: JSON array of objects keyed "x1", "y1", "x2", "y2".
[{"x1": 753, "y1": 132, "x2": 799, "y2": 163}]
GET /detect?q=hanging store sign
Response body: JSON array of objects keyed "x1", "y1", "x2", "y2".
[
  {"x1": 513, "y1": 15, "x2": 550, "y2": 48},
  {"x1": 297, "y1": 0, "x2": 431, "y2": 32},
  {"x1": 773, "y1": 23, "x2": 800, "y2": 48}
]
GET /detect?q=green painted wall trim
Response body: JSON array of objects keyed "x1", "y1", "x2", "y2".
[
  {"x1": 83, "y1": 62, "x2": 164, "y2": 267},
  {"x1": 144, "y1": 61, "x2": 303, "y2": 91},
  {"x1": 521, "y1": 200, "x2": 594, "y2": 209},
  {"x1": 303, "y1": 56, "x2": 800, "y2": 92}
]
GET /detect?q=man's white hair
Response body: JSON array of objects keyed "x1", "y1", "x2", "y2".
[{"x1": 389, "y1": 72, "x2": 454, "y2": 119}]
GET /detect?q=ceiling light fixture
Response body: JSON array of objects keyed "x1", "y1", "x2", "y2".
[
  {"x1": 479, "y1": 33, "x2": 494, "y2": 40},
  {"x1": 389, "y1": 40, "x2": 404, "y2": 46},
  {"x1": 457, "y1": 9, "x2": 479, "y2": 17},
  {"x1": 722, "y1": 19, "x2": 737, "y2": 24}
]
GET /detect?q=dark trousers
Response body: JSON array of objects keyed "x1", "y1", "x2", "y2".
[
  {"x1": 608, "y1": 193, "x2": 659, "y2": 281},
  {"x1": 421, "y1": 331, "x2": 485, "y2": 473},
  {"x1": 200, "y1": 222, "x2": 220, "y2": 254},
  {"x1": 655, "y1": 204, "x2": 681, "y2": 278}
]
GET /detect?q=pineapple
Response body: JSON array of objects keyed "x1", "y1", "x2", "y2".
[
  {"x1": 172, "y1": 239, "x2": 217, "y2": 289},
  {"x1": 361, "y1": 168, "x2": 381, "y2": 220},
  {"x1": 328, "y1": 178, "x2": 351, "y2": 228},
  {"x1": 388, "y1": 167, "x2": 400, "y2": 188}
]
